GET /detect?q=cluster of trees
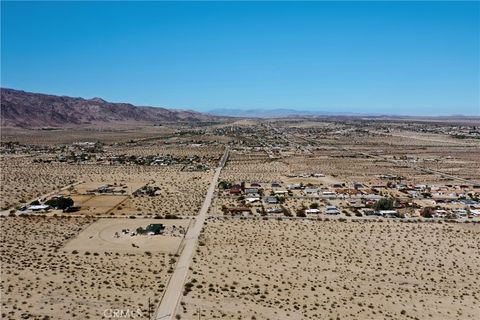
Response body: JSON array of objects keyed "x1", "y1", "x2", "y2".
[
  {"x1": 372, "y1": 197, "x2": 397, "y2": 211},
  {"x1": 218, "y1": 181, "x2": 233, "y2": 189},
  {"x1": 44, "y1": 197, "x2": 74, "y2": 210}
]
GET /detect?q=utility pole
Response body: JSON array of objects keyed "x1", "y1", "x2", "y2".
[{"x1": 148, "y1": 298, "x2": 151, "y2": 319}]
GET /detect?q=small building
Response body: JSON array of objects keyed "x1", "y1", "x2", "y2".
[
  {"x1": 361, "y1": 209, "x2": 378, "y2": 216},
  {"x1": 137, "y1": 223, "x2": 165, "y2": 235},
  {"x1": 227, "y1": 207, "x2": 252, "y2": 215},
  {"x1": 353, "y1": 182, "x2": 364, "y2": 189},
  {"x1": 265, "y1": 196, "x2": 279, "y2": 204},
  {"x1": 266, "y1": 207, "x2": 283, "y2": 214},
  {"x1": 287, "y1": 183, "x2": 302, "y2": 190},
  {"x1": 325, "y1": 206, "x2": 340, "y2": 215},
  {"x1": 321, "y1": 191, "x2": 336, "y2": 199},
  {"x1": 28, "y1": 204, "x2": 50, "y2": 212},
  {"x1": 230, "y1": 186, "x2": 242, "y2": 195},
  {"x1": 304, "y1": 188, "x2": 319, "y2": 196},
  {"x1": 245, "y1": 188, "x2": 259, "y2": 195},
  {"x1": 305, "y1": 208, "x2": 320, "y2": 214},
  {"x1": 379, "y1": 210, "x2": 399, "y2": 218}
]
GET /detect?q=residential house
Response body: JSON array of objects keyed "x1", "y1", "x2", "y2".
[
  {"x1": 304, "y1": 188, "x2": 319, "y2": 196},
  {"x1": 265, "y1": 196, "x2": 279, "y2": 204},
  {"x1": 325, "y1": 206, "x2": 340, "y2": 215}
]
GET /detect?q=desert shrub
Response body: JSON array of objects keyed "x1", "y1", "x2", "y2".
[{"x1": 420, "y1": 207, "x2": 434, "y2": 218}]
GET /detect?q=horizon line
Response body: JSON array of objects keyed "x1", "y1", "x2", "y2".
[{"x1": 2, "y1": 86, "x2": 479, "y2": 119}]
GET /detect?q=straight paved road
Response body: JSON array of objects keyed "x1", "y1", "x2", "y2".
[{"x1": 154, "y1": 148, "x2": 229, "y2": 320}]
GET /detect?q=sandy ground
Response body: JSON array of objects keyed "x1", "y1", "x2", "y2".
[
  {"x1": 178, "y1": 219, "x2": 480, "y2": 320},
  {"x1": 1, "y1": 120, "x2": 479, "y2": 320},
  {"x1": 64, "y1": 218, "x2": 191, "y2": 254},
  {"x1": 0, "y1": 216, "x2": 175, "y2": 319},
  {"x1": 73, "y1": 195, "x2": 129, "y2": 215},
  {"x1": 1, "y1": 157, "x2": 213, "y2": 216}
]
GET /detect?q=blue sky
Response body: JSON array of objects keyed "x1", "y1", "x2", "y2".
[{"x1": 1, "y1": 1, "x2": 479, "y2": 115}]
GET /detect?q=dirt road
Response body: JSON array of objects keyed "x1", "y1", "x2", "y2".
[{"x1": 154, "y1": 148, "x2": 229, "y2": 320}]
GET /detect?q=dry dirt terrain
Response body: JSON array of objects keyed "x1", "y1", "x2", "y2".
[
  {"x1": 64, "y1": 218, "x2": 191, "y2": 254},
  {"x1": 1, "y1": 157, "x2": 213, "y2": 216},
  {"x1": 179, "y1": 218, "x2": 480, "y2": 320},
  {"x1": 1, "y1": 118, "x2": 479, "y2": 320},
  {"x1": 0, "y1": 216, "x2": 175, "y2": 319}
]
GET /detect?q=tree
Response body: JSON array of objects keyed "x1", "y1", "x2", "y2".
[
  {"x1": 373, "y1": 198, "x2": 395, "y2": 211},
  {"x1": 420, "y1": 207, "x2": 434, "y2": 218},
  {"x1": 282, "y1": 206, "x2": 292, "y2": 217},
  {"x1": 310, "y1": 203, "x2": 319, "y2": 209},
  {"x1": 218, "y1": 181, "x2": 231, "y2": 190},
  {"x1": 296, "y1": 205, "x2": 307, "y2": 217},
  {"x1": 296, "y1": 211, "x2": 306, "y2": 218},
  {"x1": 45, "y1": 197, "x2": 74, "y2": 210}
]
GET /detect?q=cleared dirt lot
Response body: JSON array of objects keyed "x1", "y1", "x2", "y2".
[
  {"x1": 71, "y1": 195, "x2": 128, "y2": 215},
  {"x1": 64, "y1": 218, "x2": 191, "y2": 254},
  {"x1": 179, "y1": 219, "x2": 480, "y2": 320}
]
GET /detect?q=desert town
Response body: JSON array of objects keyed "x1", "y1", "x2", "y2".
[{"x1": 1, "y1": 118, "x2": 479, "y2": 319}]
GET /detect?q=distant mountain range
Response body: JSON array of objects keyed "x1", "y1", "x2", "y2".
[
  {"x1": 208, "y1": 108, "x2": 480, "y2": 120},
  {"x1": 1, "y1": 88, "x2": 221, "y2": 128},
  {"x1": 207, "y1": 108, "x2": 351, "y2": 118},
  {"x1": 2, "y1": 88, "x2": 477, "y2": 128},
  {"x1": 207, "y1": 108, "x2": 376, "y2": 118}
]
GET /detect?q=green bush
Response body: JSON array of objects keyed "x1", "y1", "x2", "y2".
[{"x1": 373, "y1": 198, "x2": 396, "y2": 211}]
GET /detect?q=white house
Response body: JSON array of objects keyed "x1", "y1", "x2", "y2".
[
  {"x1": 28, "y1": 204, "x2": 50, "y2": 212},
  {"x1": 305, "y1": 208, "x2": 320, "y2": 214},
  {"x1": 322, "y1": 191, "x2": 337, "y2": 199}
]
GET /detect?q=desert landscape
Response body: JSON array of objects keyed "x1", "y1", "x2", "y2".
[
  {"x1": 1, "y1": 2, "x2": 480, "y2": 316},
  {"x1": 179, "y1": 218, "x2": 480, "y2": 320},
  {"x1": 0, "y1": 216, "x2": 173, "y2": 319},
  {"x1": 1, "y1": 109, "x2": 479, "y2": 319}
]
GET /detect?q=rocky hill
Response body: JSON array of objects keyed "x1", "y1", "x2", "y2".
[{"x1": 1, "y1": 88, "x2": 220, "y2": 128}]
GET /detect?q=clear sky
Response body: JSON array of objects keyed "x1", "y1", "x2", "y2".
[{"x1": 1, "y1": 1, "x2": 479, "y2": 115}]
